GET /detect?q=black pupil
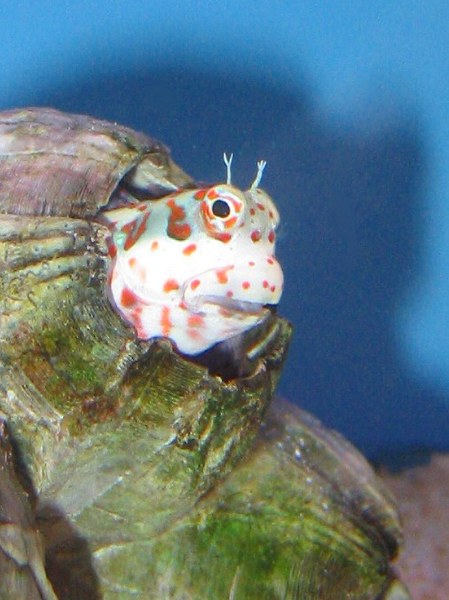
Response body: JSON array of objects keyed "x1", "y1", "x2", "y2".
[{"x1": 212, "y1": 199, "x2": 231, "y2": 218}]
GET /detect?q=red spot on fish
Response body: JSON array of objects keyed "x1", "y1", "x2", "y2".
[
  {"x1": 128, "y1": 257, "x2": 146, "y2": 282},
  {"x1": 121, "y1": 287, "x2": 140, "y2": 308},
  {"x1": 151, "y1": 240, "x2": 159, "y2": 251},
  {"x1": 224, "y1": 216, "x2": 238, "y2": 229},
  {"x1": 167, "y1": 199, "x2": 191, "y2": 241},
  {"x1": 216, "y1": 231, "x2": 232, "y2": 243},
  {"x1": 268, "y1": 230, "x2": 275, "y2": 244},
  {"x1": 163, "y1": 279, "x2": 180, "y2": 293},
  {"x1": 188, "y1": 329, "x2": 202, "y2": 341},
  {"x1": 160, "y1": 306, "x2": 172, "y2": 337},
  {"x1": 226, "y1": 290, "x2": 234, "y2": 298},
  {"x1": 190, "y1": 279, "x2": 201, "y2": 290},
  {"x1": 250, "y1": 208, "x2": 256, "y2": 216},
  {"x1": 242, "y1": 281, "x2": 250, "y2": 290},
  {"x1": 219, "y1": 307, "x2": 233, "y2": 317},
  {"x1": 271, "y1": 285, "x2": 276, "y2": 293},
  {"x1": 122, "y1": 211, "x2": 151, "y2": 251},
  {"x1": 248, "y1": 261, "x2": 255, "y2": 267},
  {"x1": 257, "y1": 202, "x2": 265, "y2": 211},
  {"x1": 169, "y1": 222, "x2": 191, "y2": 240},
  {"x1": 216, "y1": 271, "x2": 228, "y2": 284},
  {"x1": 188, "y1": 314, "x2": 204, "y2": 328},
  {"x1": 207, "y1": 188, "x2": 219, "y2": 200},
  {"x1": 263, "y1": 280, "x2": 269, "y2": 288},
  {"x1": 183, "y1": 243, "x2": 197, "y2": 256},
  {"x1": 267, "y1": 257, "x2": 274, "y2": 265},
  {"x1": 269, "y1": 210, "x2": 275, "y2": 219},
  {"x1": 251, "y1": 230, "x2": 261, "y2": 243},
  {"x1": 107, "y1": 239, "x2": 117, "y2": 259},
  {"x1": 194, "y1": 189, "x2": 207, "y2": 200},
  {"x1": 137, "y1": 204, "x2": 147, "y2": 212},
  {"x1": 233, "y1": 199, "x2": 243, "y2": 213},
  {"x1": 216, "y1": 266, "x2": 233, "y2": 284}
]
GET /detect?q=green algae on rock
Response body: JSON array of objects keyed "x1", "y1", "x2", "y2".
[{"x1": 0, "y1": 108, "x2": 409, "y2": 599}]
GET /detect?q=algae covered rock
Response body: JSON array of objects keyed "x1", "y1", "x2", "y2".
[{"x1": 0, "y1": 108, "x2": 409, "y2": 599}]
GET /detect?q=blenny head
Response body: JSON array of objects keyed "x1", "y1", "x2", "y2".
[{"x1": 103, "y1": 155, "x2": 283, "y2": 355}]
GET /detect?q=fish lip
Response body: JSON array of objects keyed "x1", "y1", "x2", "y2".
[{"x1": 184, "y1": 294, "x2": 268, "y2": 315}]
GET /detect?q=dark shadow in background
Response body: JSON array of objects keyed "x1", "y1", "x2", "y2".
[{"x1": 19, "y1": 63, "x2": 449, "y2": 462}]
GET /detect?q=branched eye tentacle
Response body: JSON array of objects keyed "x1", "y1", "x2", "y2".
[
  {"x1": 223, "y1": 152, "x2": 233, "y2": 185},
  {"x1": 251, "y1": 160, "x2": 267, "y2": 191}
]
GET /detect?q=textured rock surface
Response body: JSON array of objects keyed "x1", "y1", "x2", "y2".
[
  {"x1": 0, "y1": 107, "x2": 410, "y2": 598},
  {"x1": 380, "y1": 454, "x2": 449, "y2": 599}
]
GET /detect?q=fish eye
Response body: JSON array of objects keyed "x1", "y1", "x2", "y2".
[
  {"x1": 201, "y1": 186, "x2": 244, "y2": 238},
  {"x1": 211, "y1": 199, "x2": 231, "y2": 218}
]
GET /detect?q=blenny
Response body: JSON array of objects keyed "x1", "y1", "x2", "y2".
[{"x1": 103, "y1": 154, "x2": 283, "y2": 354}]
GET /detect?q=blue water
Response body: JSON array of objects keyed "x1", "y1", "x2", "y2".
[{"x1": 1, "y1": 1, "x2": 449, "y2": 459}]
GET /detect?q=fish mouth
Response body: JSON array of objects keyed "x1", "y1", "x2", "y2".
[
  {"x1": 185, "y1": 294, "x2": 272, "y2": 316},
  {"x1": 181, "y1": 262, "x2": 283, "y2": 316}
]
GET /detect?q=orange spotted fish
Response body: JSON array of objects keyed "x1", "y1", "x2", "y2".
[{"x1": 103, "y1": 155, "x2": 283, "y2": 355}]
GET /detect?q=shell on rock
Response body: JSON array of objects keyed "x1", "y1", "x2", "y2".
[
  {"x1": 0, "y1": 108, "x2": 410, "y2": 599},
  {"x1": 0, "y1": 107, "x2": 193, "y2": 217}
]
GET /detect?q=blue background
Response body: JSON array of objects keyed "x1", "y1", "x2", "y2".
[{"x1": 1, "y1": 1, "x2": 449, "y2": 461}]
